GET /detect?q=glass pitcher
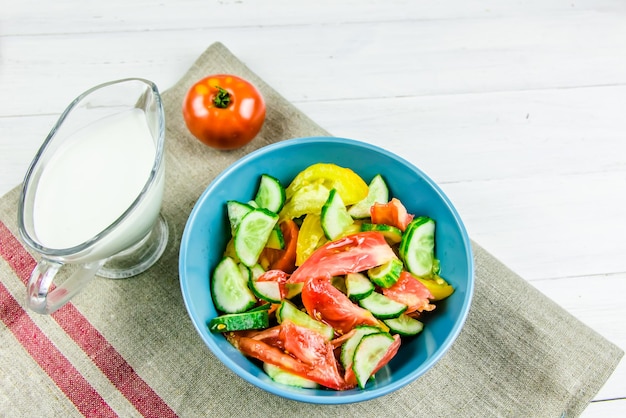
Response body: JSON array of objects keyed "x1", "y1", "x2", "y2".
[{"x1": 18, "y1": 78, "x2": 168, "y2": 314}]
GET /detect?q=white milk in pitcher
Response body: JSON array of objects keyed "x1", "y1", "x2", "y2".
[{"x1": 33, "y1": 108, "x2": 159, "y2": 250}]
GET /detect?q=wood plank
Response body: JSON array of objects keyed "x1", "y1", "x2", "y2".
[
  {"x1": 441, "y1": 171, "x2": 626, "y2": 281},
  {"x1": 3, "y1": 0, "x2": 626, "y2": 35},
  {"x1": 0, "y1": 115, "x2": 59, "y2": 196},
  {"x1": 5, "y1": 83, "x2": 624, "y2": 190},
  {"x1": 297, "y1": 85, "x2": 626, "y2": 183},
  {"x1": 1, "y1": 11, "x2": 626, "y2": 116}
]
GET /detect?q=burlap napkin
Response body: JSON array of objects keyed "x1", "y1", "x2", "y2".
[{"x1": 0, "y1": 42, "x2": 622, "y2": 418}]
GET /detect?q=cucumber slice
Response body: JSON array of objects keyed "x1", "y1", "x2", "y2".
[
  {"x1": 339, "y1": 325, "x2": 381, "y2": 371},
  {"x1": 367, "y1": 258, "x2": 403, "y2": 288},
  {"x1": 265, "y1": 224, "x2": 285, "y2": 250},
  {"x1": 238, "y1": 263, "x2": 251, "y2": 282},
  {"x1": 358, "y1": 291, "x2": 407, "y2": 319},
  {"x1": 249, "y1": 263, "x2": 265, "y2": 280},
  {"x1": 276, "y1": 300, "x2": 334, "y2": 340},
  {"x1": 383, "y1": 314, "x2": 424, "y2": 336},
  {"x1": 360, "y1": 223, "x2": 403, "y2": 245},
  {"x1": 211, "y1": 257, "x2": 257, "y2": 314},
  {"x1": 254, "y1": 174, "x2": 286, "y2": 213},
  {"x1": 399, "y1": 216, "x2": 436, "y2": 277},
  {"x1": 226, "y1": 200, "x2": 254, "y2": 235},
  {"x1": 234, "y1": 208, "x2": 279, "y2": 267},
  {"x1": 320, "y1": 188, "x2": 354, "y2": 240},
  {"x1": 263, "y1": 363, "x2": 319, "y2": 388},
  {"x1": 353, "y1": 332, "x2": 396, "y2": 389},
  {"x1": 250, "y1": 277, "x2": 282, "y2": 303},
  {"x1": 284, "y1": 282, "x2": 304, "y2": 299},
  {"x1": 208, "y1": 310, "x2": 269, "y2": 332},
  {"x1": 347, "y1": 174, "x2": 389, "y2": 219},
  {"x1": 345, "y1": 272, "x2": 374, "y2": 301},
  {"x1": 248, "y1": 302, "x2": 272, "y2": 312}
]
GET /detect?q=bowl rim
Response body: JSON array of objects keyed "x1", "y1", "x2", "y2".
[{"x1": 179, "y1": 136, "x2": 475, "y2": 404}]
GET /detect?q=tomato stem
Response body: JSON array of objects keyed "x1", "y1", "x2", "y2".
[{"x1": 213, "y1": 85, "x2": 231, "y2": 108}]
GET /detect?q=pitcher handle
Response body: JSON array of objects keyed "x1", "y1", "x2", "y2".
[{"x1": 26, "y1": 258, "x2": 104, "y2": 314}]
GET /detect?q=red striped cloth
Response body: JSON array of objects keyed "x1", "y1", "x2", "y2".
[{"x1": 0, "y1": 221, "x2": 178, "y2": 418}]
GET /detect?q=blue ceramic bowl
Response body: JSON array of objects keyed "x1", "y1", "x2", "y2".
[{"x1": 179, "y1": 137, "x2": 474, "y2": 404}]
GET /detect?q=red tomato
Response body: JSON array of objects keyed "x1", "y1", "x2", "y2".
[
  {"x1": 382, "y1": 271, "x2": 435, "y2": 313},
  {"x1": 182, "y1": 74, "x2": 266, "y2": 150},
  {"x1": 279, "y1": 321, "x2": 350, "y2": 390},
  {"x1": 233, "y1": 335, "x2": 310, "y2": 377},
  {"x1": 301, "y1": 276, "x2": 379, "y2": 335},
  {"x1": 370, "y1": 198, "x2": 414, "y2": 231},
  {"x1": 232, "y1": 328, "x2": 353, "y2": 390},
  {"x1": 264, "y1": 220, "x2": 299, "y2": 274},
  {"x1": 287, "y1": 231, "x2": 397, "y2": 284}
]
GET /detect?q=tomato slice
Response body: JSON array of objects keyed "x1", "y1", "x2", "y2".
[
  {"x1": 301, "y1": 276, "x2": 379, "y2": 335},
  {"x1": 232, "y1": 335, "x2": 310, "y2": 376},
  {"x1": 279, "y1": 320, "x2": 351, "y2": 390},
  {"x1": 263, "y1": 219, "x2": 299, "y2": 274},
  {"x1": 231, "y1": 327, "x2": 353, "y2": 390},
  {"x1": 370, "y1": 198, "x2": 414, "y2": 232},
  {"x1": 288, "y1": 231, "x2": 397, "y2": 284},
  {"x1": 382, "y1": 271, "x2": 435, "y2": 313}
]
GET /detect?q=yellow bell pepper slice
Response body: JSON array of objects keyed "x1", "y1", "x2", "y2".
[
  {"x1": 415, "y1": 275, "x2": 455, "y2": 301},
  {"x1": 295, "y1": 213, "x2": 327, "y2": 266},
  {"x1": 285, "y1": 163, "x2": 369, "y2": 206}
]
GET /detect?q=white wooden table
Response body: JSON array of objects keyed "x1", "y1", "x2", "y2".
[{"x1": 1, "y1": 1, "x2": 624, "y2": 415}]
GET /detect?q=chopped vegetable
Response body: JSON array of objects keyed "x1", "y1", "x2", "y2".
[
  {"x1": 371, "y1": 198, "x2": 414, "y2": 232},
  {"x1": 211, "y1": 257, "x2": 257, "y2": 314},
  {"x1": 287, "y1": 231, "x2": 397, "y2": 284},
  {"x1": 234, "y1": 208, "x2": 279, "y2": 267},
  {"x1": 353, "y1": 332, "x2": 400, "y2": 389},
  {"x1": 320, "y1": 188, "x2": 354, "y2": 240},
  {"x1": 347, "y1": 174, "x2": 389, "y2": 219},
  {"x1": 358, "y1": 291, "x2": 407, "y2": 319},
  {"x1": 367, "y1": 257, "x2": 403, "y2": 288},
  {"x1": 295, "y1": 213, "x2": 326, "y2": 266},
  {"x1": 209, "y1": 310, "x2": 269, "y2": 332},
  {"x1": 345, "y1": 272, "x2": 375, "y2": 301},
  {"x1": 254, "y1": 174, "x2": 286, "y2": 213},
  {"x1": 285, "y1": 163, "x2": 368, "y2": 206},
  {"x1": 415, "y1": 275, "x2": 455, "y2": 301},
  {"x1": 399, "y1": 216, "x2": 436, "y2": 277},
  {"x1": 383, "y1": 314, "x2": 424, "y2": 336}
]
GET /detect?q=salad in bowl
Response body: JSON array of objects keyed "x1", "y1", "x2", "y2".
[{"x1": 179, "y1": 137, "x2": 474, "y2": 404}]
